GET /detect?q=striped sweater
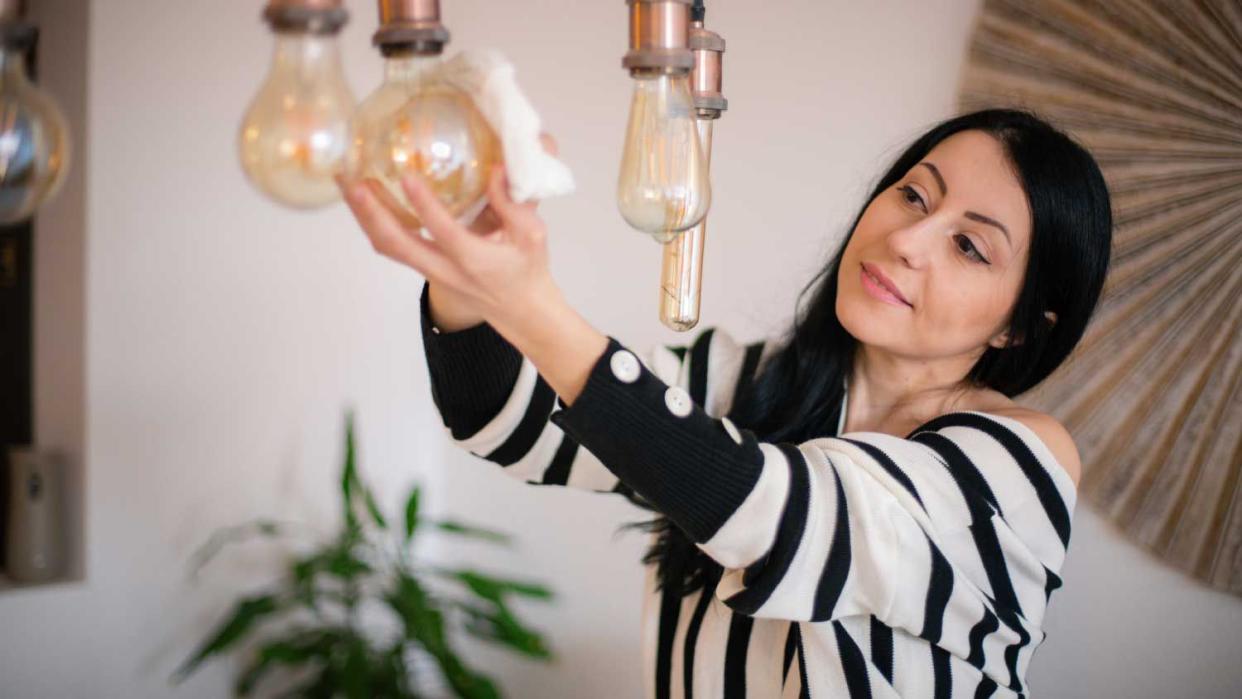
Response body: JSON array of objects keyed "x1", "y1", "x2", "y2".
[{"x1": 418, "y1": 282, "x2": 1077, "y2": 698}]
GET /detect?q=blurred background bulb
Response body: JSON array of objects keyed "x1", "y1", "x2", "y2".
[
  {"x1": 617, "y1": 71, "x2": 711, "y2": 244},
  {"x1": 238, "y1": 4, "x2": 354, "y2": 210},
  {"x1": 345, "y1": 52, "x2": 500, "y2": 229},
  {"x1": 0, "y1": 43, "x2": 70, "y2": 225}
]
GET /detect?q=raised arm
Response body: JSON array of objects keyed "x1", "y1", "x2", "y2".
[{"x1": 420, "y1": 280, "x2": 755, "y2": 497}]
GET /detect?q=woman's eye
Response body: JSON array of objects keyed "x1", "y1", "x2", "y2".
[
  {"x1": 955, "y1": 234, "x2": 990, "y2": 265},
  {"x1": 898, "y1": 185, "x2": 925, "y2": 210},
  {"x1": 897, "y1": 185, "x2": 990, "y2": 265}
]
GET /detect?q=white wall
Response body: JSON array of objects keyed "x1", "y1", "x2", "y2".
[{"x1": 1, "y1": 1, "x2": 1239, "y2": 697}]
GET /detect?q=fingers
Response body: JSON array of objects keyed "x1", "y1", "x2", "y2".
[
  {"x1": 466, "y1": 204, "x2": 504, "y2": 237},
  {"x1": 361, "y1": 178, "x2": 421, "y2": 230},
  {"x1": 484, "y1": 165, "x2": 542, "y2": 236},
  {"x1": 399, "y1": 172, "x2": 488, "y2": 261},
  {"x1": 339, "y1": 178, "x2": 471, "y2": 290}
]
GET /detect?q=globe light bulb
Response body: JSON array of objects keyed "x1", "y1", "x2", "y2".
[
  {"x1": 238, "y1": 3, "x2": 354, "y2": 209},
  {"x1": 344, "y1": 51, "x2": 501, "y2": 228},
  {"x1": 0, "y1": 44, "x2": 70, "y2": 225},
  {"x1": 617, "y1": 70, "x2": 710, "y2": 243}
]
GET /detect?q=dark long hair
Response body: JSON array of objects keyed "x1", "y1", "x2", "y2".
[{"x1": 619, "y1": 107, "x2": 1114, "y2": 600}]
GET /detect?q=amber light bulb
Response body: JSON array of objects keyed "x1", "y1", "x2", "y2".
[
  {"x1": 238, "y1": 2, "x2": 355, "y2": 210},
  {"x1": 345, "y1": 51, "x2": 501, "y2": 229},
  {"x1": 658, "y1": 14, "x2": 727, "y2": 332},
  {"x1": 617, "y1": 69, "x2": 711, "y2": 243},
  {"x1": 659, "y1": 118, "x2": 713, "y2": 330},
  {"x1": 0, "y1": 17, "x2": 70, "y2": 224}
]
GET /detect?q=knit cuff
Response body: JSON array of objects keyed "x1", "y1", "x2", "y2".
[
  {"x1": 419, "y1": 280, "x2": 524, "y2": 440},
  {"x1": 548, "y1": 336, "x2": 764, "y2": 542}
]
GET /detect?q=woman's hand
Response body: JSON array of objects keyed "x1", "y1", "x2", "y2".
[
  {"x1": 337, "y1": 132, "x2": 611, "y2": 406},
  {"x1": 337, "y1": 135, "x2": 562, "y2": 328}
]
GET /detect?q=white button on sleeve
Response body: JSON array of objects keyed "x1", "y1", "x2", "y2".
[
  {"x1": 664, "y1": 386, "x2": 693, "y2": 417},
  {"x1": 609, "y1": 349, "x2": 641, "y2": 383},
  {"x1": 721, "y1": 416, "x2": 743, "y2": 444}
]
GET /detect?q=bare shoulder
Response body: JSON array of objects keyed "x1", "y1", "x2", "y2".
[{"x1": 989, "y1": 406, "x2": 1082, "y2": 486}]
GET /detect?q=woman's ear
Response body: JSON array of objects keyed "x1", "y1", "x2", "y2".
[{"x1": 991, "y1": 310, "x2": 1057, "y2": 349}]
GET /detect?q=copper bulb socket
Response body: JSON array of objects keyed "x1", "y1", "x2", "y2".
[
  {"x1": 623, "y1": 0, "x2": 695, "y2": 74},
  {"x1": 263, "y1": 0, "x2": 348, "y2": 34},
  {"x1": 374, "y1": 0, "x2": 450, "y2": 54},
  {"x1": 267, "y1": 0, "x2": 342, "y2": 10},
  {"x1": 690, "y1": 23, "x2": 726, "y2": 116},
  {"x1": 379, "y1": 0, "x2": 442, "y2": 25}
]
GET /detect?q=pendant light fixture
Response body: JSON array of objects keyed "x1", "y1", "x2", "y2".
[
  {"x1": 617, "y1": 0, "x2": 712, "y2": 244},
  {"x1": 0, "y1": 0, "x2": 70, "y2": 225},
  {"x1": 239, "y1": 0, "x2": 355, "y2": 209},
  {"x1": 658, "y1": 0, "x2": 725, "y2": 331},
  {"x1": 344, "y1": 0, "x2": 501, "y2": 229}
]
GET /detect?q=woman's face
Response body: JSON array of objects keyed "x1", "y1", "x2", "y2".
[{"x1": 838, "y1": 129, "x2": 1034, "y2": 364}]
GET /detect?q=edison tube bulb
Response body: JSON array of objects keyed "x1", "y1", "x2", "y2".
[
  {"x1": 345, "y1": 53, "x2": 500, "y2": 229},
  {"x1": 0, "y1": 46, "x2": 70, "y2": 225},
  {"x1": 659, "y1": 118, "x2": 713, "y2": 331},
  {"x1": 238, "y1": 32, "x2": 355, "y2": 209},
  {"x1": 617, "y1": 70, "x2": 710, "y2": 243}
]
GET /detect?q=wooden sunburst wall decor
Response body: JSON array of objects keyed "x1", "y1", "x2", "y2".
[{"x1": 956, "y1": 0, "x2": 1241, "y2": 595}]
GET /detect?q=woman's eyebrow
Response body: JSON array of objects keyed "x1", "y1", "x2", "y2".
[
  {"x1": 918, "y1": 161, "x2": 948, "y2": 196},
  {"x1": 917, "y1": 161, "x2": 1012, "y2": 246}
]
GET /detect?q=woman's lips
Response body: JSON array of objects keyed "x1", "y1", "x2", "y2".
[{"x1": 860, "y1": 263, "x2": 912, "y2": 308}]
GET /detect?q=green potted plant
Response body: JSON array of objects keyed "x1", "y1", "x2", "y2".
[{"x1": 171, "y1": 411, "x2": 555, "y2": 698}]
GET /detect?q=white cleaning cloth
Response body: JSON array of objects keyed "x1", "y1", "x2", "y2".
[{"x1": 433, "y1": 49, "x2": 576, "y2": 204}]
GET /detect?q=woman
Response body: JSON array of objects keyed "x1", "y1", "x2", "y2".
[{"x1": 338, "y1": 108, "x2": 1112, "y2": 698}]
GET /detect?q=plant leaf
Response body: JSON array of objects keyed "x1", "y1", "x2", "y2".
[
  {"x1": 341, "y1": 410, "x2": 359, "y2": 532},
  {"x1": 404, "y1": 486, "x2": 421, "y2": 541},
  {"x1": 186, "y1": 518, "x2": 285, "y2": 580},
  {"x1": 339, "y1": 410, "x2": 387, "y2": 534},
  {"x1": 366, "y1": 642, "x2": 410, "y2": 697},
  {"x1": 385, "y1": 573, "x2": 445, "y2": 653},
  {"x1": 273, "y1": 663, "x2": 335, "y2": 699},
  {"x1": 439, "y1": 569, "x2": 554, "y2": 603},
  {"x1": 456, "y1": 602, "x2": 554, "y2": 660},
  {"x1": 429, "y1": 519, "x2": 511, "y2": 545},
  {"x1": 171, "y1": 593, "x2": 283, "y2": 683},
  {"x1": 326, "y1": 544, "x2": 372, "y2": 580},
  {"x1": 384, "y1": 573, "x2": 501, "y2": 699},
  {"x1": 363, "y1": 486, "x2": 387, "y2": 530},
  {"x1": 296, "y1": 543, "x2": 372, "y2": 584},
  {"x1": 291, "y1": 553, "x2": 321, "y2": 588},
  {"x1": 235, "y1": 629, "x2": 338, "y2": 696},
  {"x1": 340, "y1": 633, "x2": 371, "y2": 699}
]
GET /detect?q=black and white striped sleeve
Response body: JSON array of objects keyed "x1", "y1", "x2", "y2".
[
  {"x1": 419, "y1": 281, "x2": 526, "y2": 443},
  {"x1": 548, "y1": 334, "x2": 1076, "y2": 650},
  {"x1": 419, "y1": 280, "x2": 709, "y2": 495}
]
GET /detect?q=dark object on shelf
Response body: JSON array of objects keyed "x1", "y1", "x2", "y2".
[
  {"x1": 0, "y1": 222, "x2": 32, "y2": 573},
  {"x1": 0, "y1": 14, "x2": 37, "y2": 578}
]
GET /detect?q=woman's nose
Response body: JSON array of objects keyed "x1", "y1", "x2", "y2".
[{"x1": 885, "y1": 218, "x2": 936, "y2": 269}]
